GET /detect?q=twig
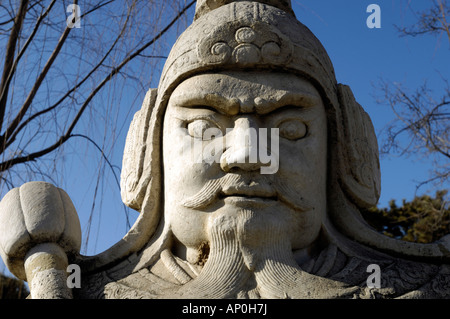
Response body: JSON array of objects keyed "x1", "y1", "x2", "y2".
[
  {"x1": 0, "y1": 0, "x2": 30, "y2": 133},
  {"x1": 0, "y1": 0, "x2": 196, "y2": 172}
]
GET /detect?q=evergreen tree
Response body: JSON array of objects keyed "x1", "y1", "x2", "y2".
[{"x1": 362, "y1": 190, "x2": 450, "y2": 243}]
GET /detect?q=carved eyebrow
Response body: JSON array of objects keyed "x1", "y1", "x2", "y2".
[
  {"x1": 254, "y1": 91, "x2": 322, "y2": 115},
  {"x1": 169, "y1": 92, "x2": 240, "y2": 115},
  {"x1": 169, "y1": 90, "x2": 321, "y2": 115}
]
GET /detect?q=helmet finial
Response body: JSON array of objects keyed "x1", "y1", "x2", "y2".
[{"x1": 194, "y1": 0, "x2": 295, "y2": 20}]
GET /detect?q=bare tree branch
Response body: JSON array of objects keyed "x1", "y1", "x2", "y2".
[
  {"x1": 0, "y1": 0, "x2": 30, "y2": 133},
  {"x1": 4, "y1": 0, "x2": 130, "y2": 149},
  {"x1": 0, "y1": 0, "x2": 56, "y2": 133},
  {"x1": 377, "y1": 78, "x2": 450, "y2": 189},
  {"x1": 395, "y1": 0, "x2": 450, "y2": 45},
  {"x1": 0, "y1": 0, "x2": 78, "y2": 153},
  {"x1": 71, "y1": 133, "x2": 131, "y2": 229},
  {"x1": 0, "y1": 0, "x2": 196, "y2": 173}
]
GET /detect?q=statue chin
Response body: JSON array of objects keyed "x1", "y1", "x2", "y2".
[
  {"x1": 159, "y1": 205, "x2": 348, "y2": 299},
  {"x1": 210, "y1": 200, "x2": 322, "y2": 251},
  {"x1": 151, "y1": 200, "x2": 337, "y2": 299},
  {"x1": 168, "y1": 192, "x2": 324, "y2": 264}
]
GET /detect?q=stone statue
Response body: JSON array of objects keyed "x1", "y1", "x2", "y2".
[{"x1": 1, "y1": 0, "x2": 449, "y2": 299}]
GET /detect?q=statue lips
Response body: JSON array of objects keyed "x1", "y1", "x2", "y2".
[
  {"x1": 219, "y1": 181, "x2": 278, "y2": 208},
  {"x1": 181, "y1": 173, "x2": 276, "y2": 209}
]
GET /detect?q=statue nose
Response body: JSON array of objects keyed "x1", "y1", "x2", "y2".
[{"x1": 220, "y1": 117, "x2": 265, "y2": 172}]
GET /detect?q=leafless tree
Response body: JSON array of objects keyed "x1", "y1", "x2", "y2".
[
  {"x1": 0, "y1": 0, "x2": 196, "y2": 253},
  {"x1": 395, "y1": 0, "x2": 450, "y2": 40},
  {"x1": 377, "y1": 0, "x2": 449, "y2": 191}
]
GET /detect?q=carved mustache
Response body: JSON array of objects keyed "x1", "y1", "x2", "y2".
[{"x1": 181, "y1": 173, "x2": 313, "y2": 212}]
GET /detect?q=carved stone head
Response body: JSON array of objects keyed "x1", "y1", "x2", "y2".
[{"x1": 120, "y1": 0, "x2": 380, "y2": 246}]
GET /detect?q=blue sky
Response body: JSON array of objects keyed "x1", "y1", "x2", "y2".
[
  {"x1": 295, "y1": 1, "x2": 449, "y2": 203},
  {"x1": 1, "y1": 1, "x2": 449, "y2": 276}
]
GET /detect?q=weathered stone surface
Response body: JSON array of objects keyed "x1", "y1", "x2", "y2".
[
  {"x1": 0, "y1": 182, "x2": 81, "y2": 283},
  {"x1": 24, "y1": 243, "x2": 72, "y2": 299},
  {"x1": 1, "y1": 0, "x2": 449, "y2": 299}
]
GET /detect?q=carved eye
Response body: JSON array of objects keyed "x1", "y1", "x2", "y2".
[
  {"x1": 278, "y1": 119, "x2": 307, "y2": 140},
  {"x1": 187, "y1": 119, "x2": 222, "y2": 140}
]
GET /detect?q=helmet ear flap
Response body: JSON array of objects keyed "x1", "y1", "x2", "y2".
[
  {"x1": 336, "y1": 84, "x2": 381, "y2": 208},
  {"x1": 120, "y1": 88, "x2": 158, "y2": 211}
]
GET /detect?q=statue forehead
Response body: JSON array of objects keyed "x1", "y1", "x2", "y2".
[
  {"x1": 168, "y1": 71, "x2": 323, "y2": 114},
  {"x1": 157, "y1": 1, "x2": 338, "y2": 110}
]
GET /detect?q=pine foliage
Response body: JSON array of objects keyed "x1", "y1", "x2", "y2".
[{"x1": 362, "y1": 190, "x2": 450, "y2": 243}]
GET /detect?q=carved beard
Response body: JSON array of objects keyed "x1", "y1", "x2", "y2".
[{"x1": 169, "y1": 208, "x2": 357, "y2": 299}]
